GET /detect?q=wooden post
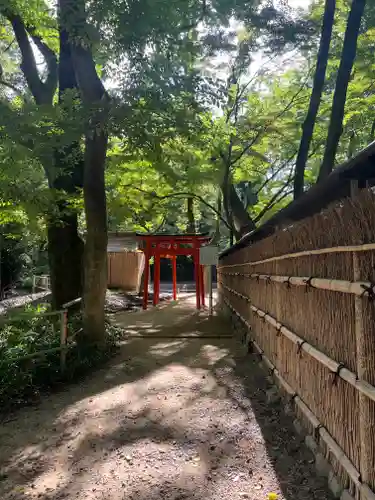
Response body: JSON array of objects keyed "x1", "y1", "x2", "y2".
[
  {"x1": 153, "y1": 254, "x2": 160, "y2": 306},
  {"x1": 200, "y1": 265, "x2": 205, "y2": 307},
  {"x1": 208, "y1": 265, "x2": 213, "y2": 316},
  {"x1": 156, "y1": 255, "x2": 161, "y2": 305},
  {"x1": 172, "y1": 257, "x2": 177, "y2": 301},
  {"x1": 142, "y1": 255, "x2": 149, "y2": 310},
  {"x1": 108, "y1": 252, "x2": 112, "y2": 288},
  {"x1": 351, "y1": 180, "x2": 375, "y2": 494},
  {"x1": 137, "y1": 252, "x2": 145, "y2": 295},
  {"x1": 143, "y1": 243, "x2": 150, "y2": 310},
  {"x1": 60, "y1": 310, "x2": 68, "y2": 374},
  {"x1": 194, "y1": 249, "x2": 201, "y2": 310}
]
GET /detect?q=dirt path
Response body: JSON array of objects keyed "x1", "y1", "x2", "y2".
[{"x1": 0, "y1": 299, "x2": 333, "y2": 500}]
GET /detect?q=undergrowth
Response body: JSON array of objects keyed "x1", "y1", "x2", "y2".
[{"x1": 0, "y1": 304, "x2": 122, "y2": 412}]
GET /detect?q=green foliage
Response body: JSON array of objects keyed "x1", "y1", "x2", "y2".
[
  {"x1": 0, "y1": 306, "x2": 121, "y2": 411},
  {"x1": 0, "y1": 0, "x2": 325, "y2": 247},
  {"x1": 0, "y1": 304, "x2": 60, "y2": 407}
]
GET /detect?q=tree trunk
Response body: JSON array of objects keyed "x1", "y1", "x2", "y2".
[
  {"x1": 210, "y1": 193, "x2": 222, "y2": 245},
  {"x1": 187, "y1": 197, "x2": 195, "y2": 233},
  {"x1": 228, "y1": 183, "x2": 256, "y2": 239},
  {"x1": 293, "y1": 0, "x2": 336, "y2": 199},
  {"x1": 48, "y1": 25, "x2": 84, "y2": 309},
  {"x1": 221, "y1": 162, "x2": 232, "y2": 231},
  {"x1": 369, "y1": 119, "x2": 375, "y2": 142},
  {"x1": 58, "y1": 0, "x2": 109, "y2": 342},
  {"x1": 5, "y1": 9, "x2": 85, "y2": 310},
  {"x1": 347, "y1": 130, "x2": 356, "y2": 159},
  {"x1": 229, "y1": 230, "x2": 234, "y2": 246},
  {"x1": 48, "y1": 214, "x2": 83, "y2": 309},
  {"x1": 220, "y1": 147, "x2": 256, "y2": 240},
  {"x1": 81, "y1": 130, "x2": 108, "y2": 343},
  {"x1": 47, "y1": 159, "x2": 84, "y2": 310},
  {"x1": 0, "y1": 231, "x2": 3, "y2": 299},
  {"x1": 318, "y1": 0, "x2": 367, "y2": 182},
  {"x1": 221, "y1": 178, "x2": 256, "y2": 241}
]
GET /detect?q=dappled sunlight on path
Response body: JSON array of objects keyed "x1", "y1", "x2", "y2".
[{"x1": 0, "y1": 299, "x2": 333, "y2": 500}]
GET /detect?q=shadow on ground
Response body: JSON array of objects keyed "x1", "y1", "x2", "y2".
[{"x1": 0, "y1": 299, "x2": 333, "y2": 500}]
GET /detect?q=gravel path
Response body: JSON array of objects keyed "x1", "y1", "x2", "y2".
[
  {"x1": 0, "y1": 300, "x2": 333, "y2": 500},
  {"x1": 0, "y1": 289, "x2": 172, "y2": 316},
  {"x1": 0, "y1": 292, "x2": 50, "y2": 315}
]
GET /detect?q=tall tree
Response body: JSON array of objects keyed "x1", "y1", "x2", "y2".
[
  {"x1": 293, "y1": 0, "x2": 336, "y2": 199},
  {"x1": 318, "y1": 0, "x2": 367, "y2": 182},
  {"x1": 0, "y1": 5, "x2": 84, "y2": 309},
  {"x1": 58, "y1": 0, "x2": 109, "y2": 341},
  {"x1": 48, "y1": 22, "x2": 84, "y2": 309}
]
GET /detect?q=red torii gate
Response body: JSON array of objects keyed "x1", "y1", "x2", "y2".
[{"x1": 137, "y1": 233, "x2": 211, "y2": 310}]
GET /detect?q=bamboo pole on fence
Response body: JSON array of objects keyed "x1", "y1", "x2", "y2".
[
  {"x1": 351, "y1": 182, "x2": 375, "y2": 493},
  {"x1": 220, "y1": 283, "x2": 375, "y2": 403},
  {"x1": 3, "y1": 345, "x2": 66, "y2": 364},
  {"x1": 275, "y1": 257, "x2": 281, "y2": 344},
  {"x1": 0, "y1": 310, "x2": 67, "y2": 325},
  {"x1": 218, "y1": 242, "x2": 375, "y2": 269},
  {"x1": 224, "y1": 298, "x2": 375, "y2": 500},
  {"x1": 222, "y1": 272, "x2": 373, "y2": 298},
  {"x1": 62, "y1": 297, "x2": 82, "y2": 309}
]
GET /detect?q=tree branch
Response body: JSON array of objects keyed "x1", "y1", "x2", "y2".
[
  {"x1": 0, "y1": 79, "x2": 22, "y2": 95},
  {"x1": 156, "y1": 191, "x2": 231, "y2": 229},
  {"x1": 177, "y1": 0, "x2": 208, "y2": 32},
  {"x1": 223, "y1": 52, "x2": 282, "y2": 124},
  {"x1": 122, "y1": 185, "x2": 231, "y2": 229},
  {"x1": 254, "y1": 173, "x2": 294, "y2": 223},
  {"x1": 153, "y1": 214, "x2": 167, "y2": 233},
  {"x1": 27, "y1": 27, "x2": 57, "y2": 98},
  {"x1": 6, "y1": 14, "x2": 43, "y2": 102},
  {"x1": 230, "y1": 70, "x2": 312, "y2": 169},
  {"x1": 59, "y1": 0, "x2": 107, "y2": 103},
  {"x1": 255, "y1": 150, "x2": 298, "y2": 195},
  {"x1": 256, "y1": 189, "x2": 293, "y2": 221},
  {"x1": 3, "y1": 12, "x2": 57, "y2": 104},
  {"x1": 2, "y1": 38, "x2": 15, "y2": 53}
]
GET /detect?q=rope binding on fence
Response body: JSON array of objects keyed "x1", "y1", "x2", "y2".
[
  {"x1": 360, "y1": 282, "x2": 375, "y2": 301},
  {"x1": 331, "y1": 363, "x2": 346, "y2": 386}
]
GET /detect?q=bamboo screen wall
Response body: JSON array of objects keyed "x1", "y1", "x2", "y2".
[
  {"x1": 218, "y1": 190, "x2": 375, "y2": 500},
  {"x1": 107, "y1": 251, "x2": 145, "y2": 292}
]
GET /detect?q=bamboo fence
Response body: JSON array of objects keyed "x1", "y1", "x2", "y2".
[
  {"x1": 107, "y1": 251, "x2": 145, "y2": 292},
  {"x1": 218, "y1": 189, "x2": 375, "y2": 499}
]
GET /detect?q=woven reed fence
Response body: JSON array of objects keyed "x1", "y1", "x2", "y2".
[
  {"x1": 218, "y1": 189, "x2": 375, "y2": 500},
  {"x1": 107, "y1": 251, "x2": 145, "y2": 292}
]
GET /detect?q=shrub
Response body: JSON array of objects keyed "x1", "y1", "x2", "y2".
[{"x1": 0, "y1": 305, "x2": 121, "y2": 411}]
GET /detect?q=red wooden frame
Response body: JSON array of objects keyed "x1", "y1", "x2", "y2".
[{"x1": 137, "y1": 234, "x2": 210, "y2": 310}]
